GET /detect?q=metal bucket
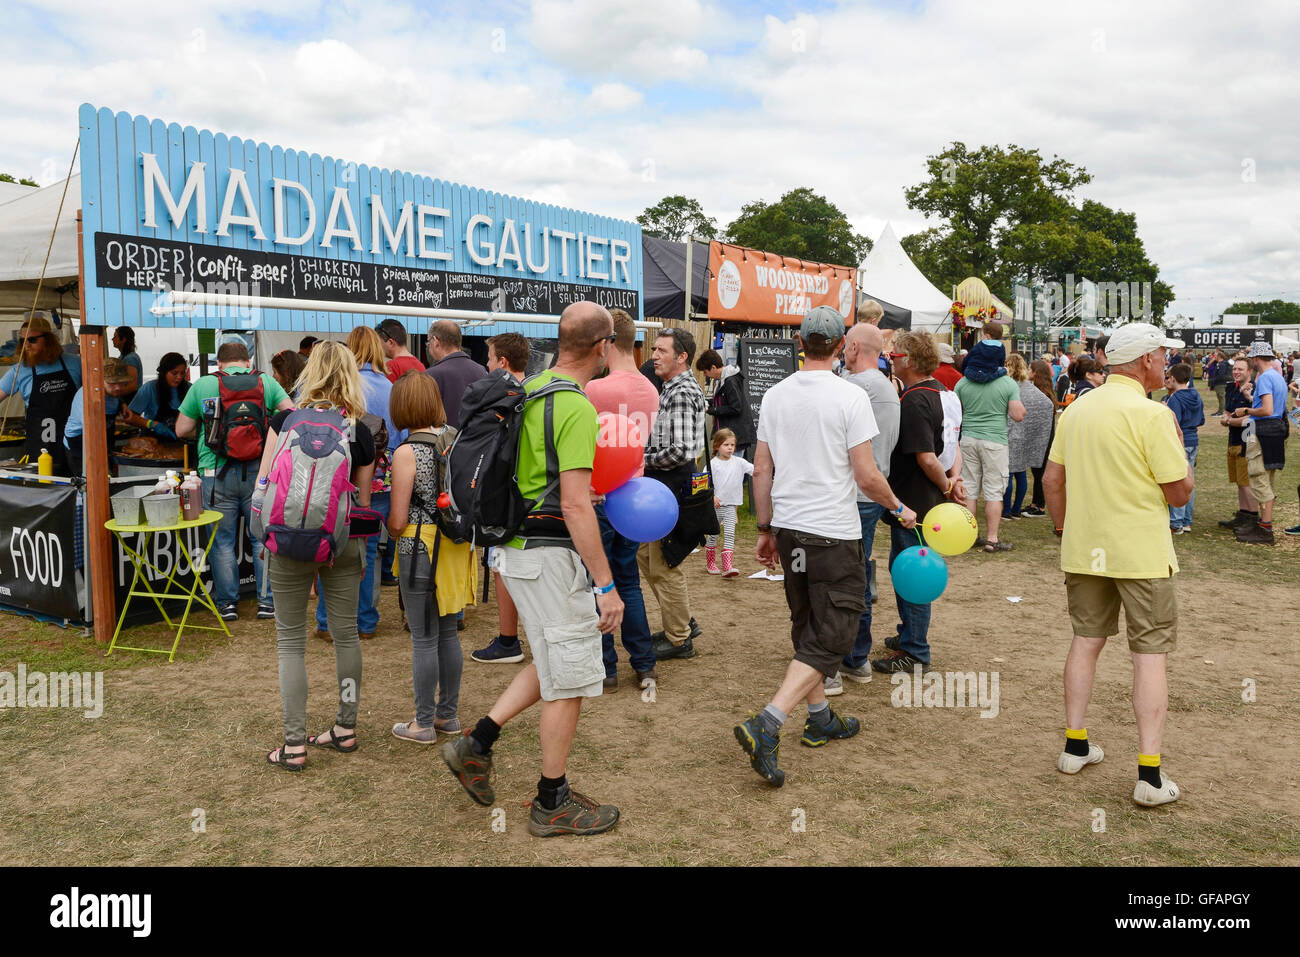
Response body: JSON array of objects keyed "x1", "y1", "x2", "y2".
[
  {"x1": 142, "y1": 493, "x2": 180, "y2": 528},
  {"x1": 110, "y1": 487, "x2": 151, "y2": 526}
]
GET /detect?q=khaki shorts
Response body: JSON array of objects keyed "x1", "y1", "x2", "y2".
[
  {"x1": 960, "y1": 436, "x2": 1010, "y2": 502},
  {"x1": 494, "y1": 545, "x2": 604, "y2": 701},
  {"x1": 1226, "y1": 446, "x2": 1249, "y2": 487},
  {"x1": 1065, "y1": 573, "x2": 1177, "y2": 654},
  {"x1": 1243, "y1": 435, "x2": 1278, "y2": 504}
]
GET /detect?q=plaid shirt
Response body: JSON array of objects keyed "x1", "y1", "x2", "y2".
[{"x1": 645, "y1": 370, "x2": 705, "y2": 470}]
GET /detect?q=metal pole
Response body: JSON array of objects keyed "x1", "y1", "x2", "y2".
[{"x1": 684, "y1": 234, "x2": 695, "y2": 322}]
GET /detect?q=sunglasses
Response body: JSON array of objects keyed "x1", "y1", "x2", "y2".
[
  {"x1": 591, "y1": 333, "x2": 617, "y2": 348},
  {"x1": 24, "y1": 335, "x2": 45, "y2": 343},
  {"x1": 888, "y1": 351, "x2": 909, "y2": 360}
]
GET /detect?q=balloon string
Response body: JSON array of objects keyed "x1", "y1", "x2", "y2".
[{"x1": 915, "y1": 528, "x2": 924, "y2": 547}]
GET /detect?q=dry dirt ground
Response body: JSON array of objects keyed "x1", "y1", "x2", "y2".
[{"x1": 3, "y1": 417, "x2": 1299, "y2": 866}]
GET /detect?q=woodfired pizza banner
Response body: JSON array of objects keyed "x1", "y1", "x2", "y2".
[{"x1": 707, "y1": 240, "x2": 857, "y2": 326}]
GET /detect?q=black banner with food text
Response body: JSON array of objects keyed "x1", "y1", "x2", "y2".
[{"x1": 0, "y1": 480, "x2": 80, "y2": 620}]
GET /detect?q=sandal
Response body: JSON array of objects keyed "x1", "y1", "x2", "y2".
[
  {"x1": 267, "y1": 742, "x2": 306, "y2": 772},
  {"x1": 983, "y1": 541, "x2": 1014, "y2": 553},
  {"x1": 308, "y1": 725, "x2": 358, "y2": 753}
]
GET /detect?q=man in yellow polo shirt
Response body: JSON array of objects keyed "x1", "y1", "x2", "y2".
[{"x1": 1042, "y1": 322, "x2": 1193, "y2": 808}]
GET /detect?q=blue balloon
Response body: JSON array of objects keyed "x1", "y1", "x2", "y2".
[
  {"x1": 604, "y1": 477, "x2": 679, "y2": 542},
  {"x1": 891, "y1": 545, "x2": 948, "y2": 604}
]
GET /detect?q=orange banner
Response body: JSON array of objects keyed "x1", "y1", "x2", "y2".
[{"x1": 707, "y1": 240, "x2": 857, "y2": 326}]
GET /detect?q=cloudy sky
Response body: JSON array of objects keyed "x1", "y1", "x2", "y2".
[{"x1": 3, "y1": 0, "x2": 1298, "y2": 320}]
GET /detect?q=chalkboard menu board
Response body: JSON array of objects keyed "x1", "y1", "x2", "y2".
[
  {"x1": 93, "y1": 231, "x2": 640, "y2": 319},
  {"x1": 739, "y1": 338, "x2": 798, "y2": 438}
]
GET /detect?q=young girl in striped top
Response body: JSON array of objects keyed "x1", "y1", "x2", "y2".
[{"x1": 706, "y1": 428, "x2": 754, "y2": 578}]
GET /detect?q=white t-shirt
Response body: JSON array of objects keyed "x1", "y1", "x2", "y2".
[
  {"x1": 757, "y1": 370, "x2": 879, "y2": 539},
  {"x1": 711, "y1": 453, "x2": 754, "y2": 506},
  {"x1": 843, "y1": 367, "x2": 899, "y2": 503}
]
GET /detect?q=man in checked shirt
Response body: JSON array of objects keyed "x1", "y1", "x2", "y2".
[{"x1": 642, "y1": 328, "x2": 707, "y2": 661}]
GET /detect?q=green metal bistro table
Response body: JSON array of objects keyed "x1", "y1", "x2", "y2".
[{"x1": 105, "y1": 509, "x2": 230, "y2": 661}]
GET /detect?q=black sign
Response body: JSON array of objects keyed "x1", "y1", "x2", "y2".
[
  {"x1": 1172, "y1": 327, "x2": 1273, "y2": 350},
  {"x1": 0, "y1": 481, "x2": 80, "y2": 620},
  {"x1": 739, "y1": 338, "x2": 798, "y2": 438},
  {"x1": 93, "y1": 231, "x2": 640, "y2": 319}
]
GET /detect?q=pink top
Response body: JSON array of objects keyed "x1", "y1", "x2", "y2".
[{"x1": 586, "y1": 370, "x2": 660, "y2": 478}]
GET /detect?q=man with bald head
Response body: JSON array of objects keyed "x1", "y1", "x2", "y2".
[
  {"x1": 425, "y1": 318, "x2": 486, "y2": 428},
  {"x1": 833, "y1": 321, "x2": 901, "y2": 688},
  {"x1": 444, "y1": 301, "x2": 626, "y2": 837}
]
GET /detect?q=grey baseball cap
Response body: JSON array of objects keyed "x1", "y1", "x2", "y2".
[
  {"x1": 801, "y1": 305, "x2": 846, "y2": 341},
  {"x1": 1246, "y1": 340, "x2": 1275, "y2": 359}
]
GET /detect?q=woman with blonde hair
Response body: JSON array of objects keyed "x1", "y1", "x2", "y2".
[
  {"x1": 386, "y1": 372, "x2": 475, "y2": 743},
  {"x1": 255, "y1": 340, "x2": 378, "y2": 770},
  {"x1": 1003, "y1": 353, "x2": 1055, "y2": 520},
  {"x1": 0, "y1": 314, "x2": 80, "y2": 474}
]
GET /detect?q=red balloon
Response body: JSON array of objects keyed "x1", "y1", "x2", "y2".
[{"x1": 591, "y1": 412, "x2": 644, "y2": 494}]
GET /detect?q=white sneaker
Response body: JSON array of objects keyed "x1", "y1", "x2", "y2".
[
  {"x1": 823, "y1": 673, "x2": 844, "y2": 696},
  {"x1": 1133, "y1": 775, "x2": 1181, "y2": 807},
  {"x1": 841, "y1": 663, "x2": 873, "y2": 684},
  {"x1": 1057, "y1": 742, "x2": 1104, "y2": 774}
]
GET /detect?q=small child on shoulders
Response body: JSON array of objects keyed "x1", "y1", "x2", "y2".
[
  {"x1": 961, "y1": 320, "x2": 1007, "y2": 383},
  {"x1": 706, "y1": 428, "x2": 753, "y2": 579}
]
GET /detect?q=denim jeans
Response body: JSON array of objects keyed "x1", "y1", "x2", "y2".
[
  {"x1": 1002, "y1": 470, "x2": 1027, "y2": 516},
  {"x1": 1168, "y1": 445, "x2": 1198, "y2": 528},
  {"x1": 596, "y1": 505, "x2": 655, "y2": 675},
  {"x1": 843, "y1": 501, "x2": 885, "y2": 669},
  {"x1": 202, "y1": 465, "x2": 266, "y2": 609},
  {"x1": 888, "y1": 522, "x2": 932, "y2": 664},
  {"x1": 318, "y1": 491, "x2": 389, "y2": 633}
]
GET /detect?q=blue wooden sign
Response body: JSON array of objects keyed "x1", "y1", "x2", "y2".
[{"x1": 78, "y1": 104, "x2": 643, "y2": 336}]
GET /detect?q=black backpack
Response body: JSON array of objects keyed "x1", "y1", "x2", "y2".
[{"x1": 440, "y1": 372, "x2": 584, "y2": 546}]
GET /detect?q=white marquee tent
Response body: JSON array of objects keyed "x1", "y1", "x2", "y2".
[
  {"x1": 857, "y1": 222, "x2": 953, "y2": 333},
  {"x1": 0, "y1": 174, "x2": 80, "y2": 314}
]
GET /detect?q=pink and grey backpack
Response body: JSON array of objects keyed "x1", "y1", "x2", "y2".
[{"x1": 252, "y1": 403, "x2": 355, "y2": 563}]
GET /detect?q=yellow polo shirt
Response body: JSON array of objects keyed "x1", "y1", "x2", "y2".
[{"x1": 1047, "y1": 374, "x2": 1188, "y2": 579}]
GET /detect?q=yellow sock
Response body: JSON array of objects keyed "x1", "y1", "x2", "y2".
[
  {"x1": 1064, "y1": 727, "x2": 1088, "y2": 755},
  {"x1": 1138, "y1": 753, "x2": 1162, "y2": 785}
]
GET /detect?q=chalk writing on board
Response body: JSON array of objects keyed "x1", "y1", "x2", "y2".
[{"x1": 739, "y1": 337, "x2": 797, "y2": 438}]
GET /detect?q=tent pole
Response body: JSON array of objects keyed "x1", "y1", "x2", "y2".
[
  {"x1": 78, "y1": 211, "x2": 115, "y2": 643},
  {"x1": 684, "y1": 234, "x2": 694, "y2": 323}
]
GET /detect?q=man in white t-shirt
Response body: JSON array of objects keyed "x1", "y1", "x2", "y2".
[
  {"x1": 735, "y1": 306, "x2": 917, "y2": 788},
  {"x1": 836, "y1": 322, "x2": 901, "y2": 687}
]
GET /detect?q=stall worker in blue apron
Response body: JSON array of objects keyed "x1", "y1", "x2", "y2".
[
  {"x1": 120, "y1": 352, "x2": 191, "y2": 441},
  {"x1": 64, "y1": 359, "x2": 137, "y2": 477},
  {"x1": 0, "y1": 314, "x2": 81, "y2": 475}
]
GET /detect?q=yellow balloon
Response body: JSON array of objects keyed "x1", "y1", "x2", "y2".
[{"x1": 922, "y1": 503, "x2": 978, "y2": 556}]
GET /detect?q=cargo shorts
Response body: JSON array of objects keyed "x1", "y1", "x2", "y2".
[
  {"x1": 493, "y1": 544, "x2": 605, "y2": 701},
  {"x1": 1065, "y1": 572, "x2": 1177, "y2": 654}
]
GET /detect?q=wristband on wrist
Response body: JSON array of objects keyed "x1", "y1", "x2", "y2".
[
  {"x1": 893, "y1": 503, "x2": 905, "y2": 516},
  {"x1": 594, "y1": 580, "x2": 615, "y2": 595}
]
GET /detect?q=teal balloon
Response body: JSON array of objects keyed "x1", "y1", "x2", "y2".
[
  {"x1": 891, "y1": 546, "x2": 948, "y2": 604},
  {"x1": 604, "y1": 477, "x2": 679, "y2": 542}
]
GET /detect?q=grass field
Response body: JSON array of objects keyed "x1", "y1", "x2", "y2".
[{"x1": 2, "y1": 383, "x2": 1298, "y2": 866}]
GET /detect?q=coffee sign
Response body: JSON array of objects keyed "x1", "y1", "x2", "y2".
[{"x1": 1172, "y1": 327, "x2": 1273, "y2": 350}]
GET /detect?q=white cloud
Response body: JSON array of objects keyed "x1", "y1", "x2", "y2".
[
  {"x1": 529, "y1": 0, "x2": 712, "y2": 81},
  {"x1": 585, "y1": 82, "x2": 644, "y2": 113}
]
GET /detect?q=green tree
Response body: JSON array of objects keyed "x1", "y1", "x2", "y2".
[
  {"x1": 901, "y1": 142, "x2": 1174, "y2": 319},
  {"x1": 637, "y1": 195, "x2": 718, "y2": 242},
  {"x1": 0, "y1": 173, "x2": 38, "y2": 186},
  {"x1": 725, "y1": 187, "x2": 870, "y2": 266},
  {"x1": 1223, "y1": 300, "x2": 1300, "y2": 324}
]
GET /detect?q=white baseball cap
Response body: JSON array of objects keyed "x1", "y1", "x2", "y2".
[{"x1": 1103, "y1": 322, "x2": 1185, "y2": 365}]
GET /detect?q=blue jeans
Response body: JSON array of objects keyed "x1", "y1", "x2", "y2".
[
  {"x1": 1002, "y1": 471, "x2": 1027, "y2": 516},
  {"x1": 318, "y1": 492, "x2": 389, "y2": 633},
  {"x1": 202, "y1": 466, "x2": 266, "y2": 609},
  {"x1": 1168, "y1": 445, "x2": 1197, "y2": 528},
  {"x1": 596, "y1": 505, "x2": 655, "y2": 675},
  {"x1": 888, "y1": 522, "x2": 932, "y2": 664},
  {"x1": 843, "y1": 501, "x2": 885, "y2": 669}
]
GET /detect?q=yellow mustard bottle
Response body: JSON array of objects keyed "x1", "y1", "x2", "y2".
[{"x1": 38, "y1": 447, "x2": 53, "y2": 483}]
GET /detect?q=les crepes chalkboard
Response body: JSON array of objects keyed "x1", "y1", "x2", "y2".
[
  {"x1": 739, "y1": 338, "x2": 798, "y2": 438},
  {"x1": 94, "y1": 231, "x2": 640, "y2": 318}
]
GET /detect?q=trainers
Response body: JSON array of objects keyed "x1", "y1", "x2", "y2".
[
  {"x1": 1133, "y1": 774, "x2": 1181, "y2": 807},
  {"x1": 1235, "y1": 523, "x2": 1275, "y2": 545},
  {"x1": 1022, "y1": 506, "x2": 1046, "y2": 517},
  {"x1": 801, "y1": 709, "x2": 861, "y2": 747},
  {"x1": 650, "y1": 618, "x2": 702, "y2": 644},
  {"x1": 392, "y1": 720, "x2": 438, "y2": 744},
  {"x1": 1170, "y1": 525, "x2": 1188, "y2": 535},
  {"x1": 441, "y1": 735, "x2": 494, "y2": 806},
  {"x1": 734, "y1": 715, "x2": 785, "y2": 787},
  {"x1": 871, "y1": 651, "x2": 930, "y2": 674},
  {"x1": 841, "y1": 662, "x2": 873, "y2": 684},
  {"x1": 1285, "y1": 524, "x2": 1300, "y2": 536},
  {"x1": 433, "y1": 717, "x2": 461, "y2": 735},
  {"x1": 527, "y1": 787, "x2": 620, "y2": 837},
  {"x1": 219, "y1": 604, "x2": 238, "y2": 622},
  {"x1": 653, "y1": 636, "x2": 696, "y2": 660},
  {"x1": 471, "y1": 636, "x2": 525, "y2": 664},
  {"x1": 823, "y1": 673, "x2": 843, "y2": 696},
  {"x1": 1057, "y1": 742, "x2": 1104, "y2": 774},
  {"x1": 603, "y1": 674, "x2": 618, "y2": 692},
  {"x1": 884, "y1": 634, "x2": 901, "y2": 652},
  {"x1": 257, "y1": 603, "x2": 275, "y2": 620}
]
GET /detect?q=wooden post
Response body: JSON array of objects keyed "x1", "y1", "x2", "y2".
[{"x1": 78, "y1": 211, "x2": 115, "y2": 643}]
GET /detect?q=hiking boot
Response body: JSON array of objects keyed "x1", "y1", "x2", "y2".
[
  {"x1": 734, "y1": 715, "x2": 784, "y2": 787},
  {"x1": 841, "y1": 662, "x2": 873, "y2": 683},
  {"x1": 1133, "y1": 774, "x2": 1181, "y2": 808},
  {"x1": 441, "y1": 735, "x2": 494, "y2": 806},
  {"x1": 823, "y1": 672, "x2": 843, "y2": 696},
  {"x1": 653, "y1": 636, "x2": 696, "y2": 660},
  {"x1": 801, "y1": 709, "x2": 861, "y2": 747},
  {"x1": 1218, "y1": 509, "x2": 1247, "y2": 529},
  {"x1": 527, "y1": 787, "x2": 620, "y2": 837},
  {"x1": 651, "y1": 618, "x2": 702, "y2": 644},
  {"x1": 1235, "y1": 522, "x2": 1275, "y2": 545},
  {"x1": 884, "y1": 634, "x2": 901, "y2": 652},
  {"x1": 636, "y1": 669, "x2": 658, "y2": 689},
  {"x1": 1057, "y1": 742, "x2": 1104, "y2": 774},
  {"x1": 871, "y1": 651, "x2": 931, "y2": 674},
  {"x1": 471, "y1": 635, "x2": 525, "y2": 664}
]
